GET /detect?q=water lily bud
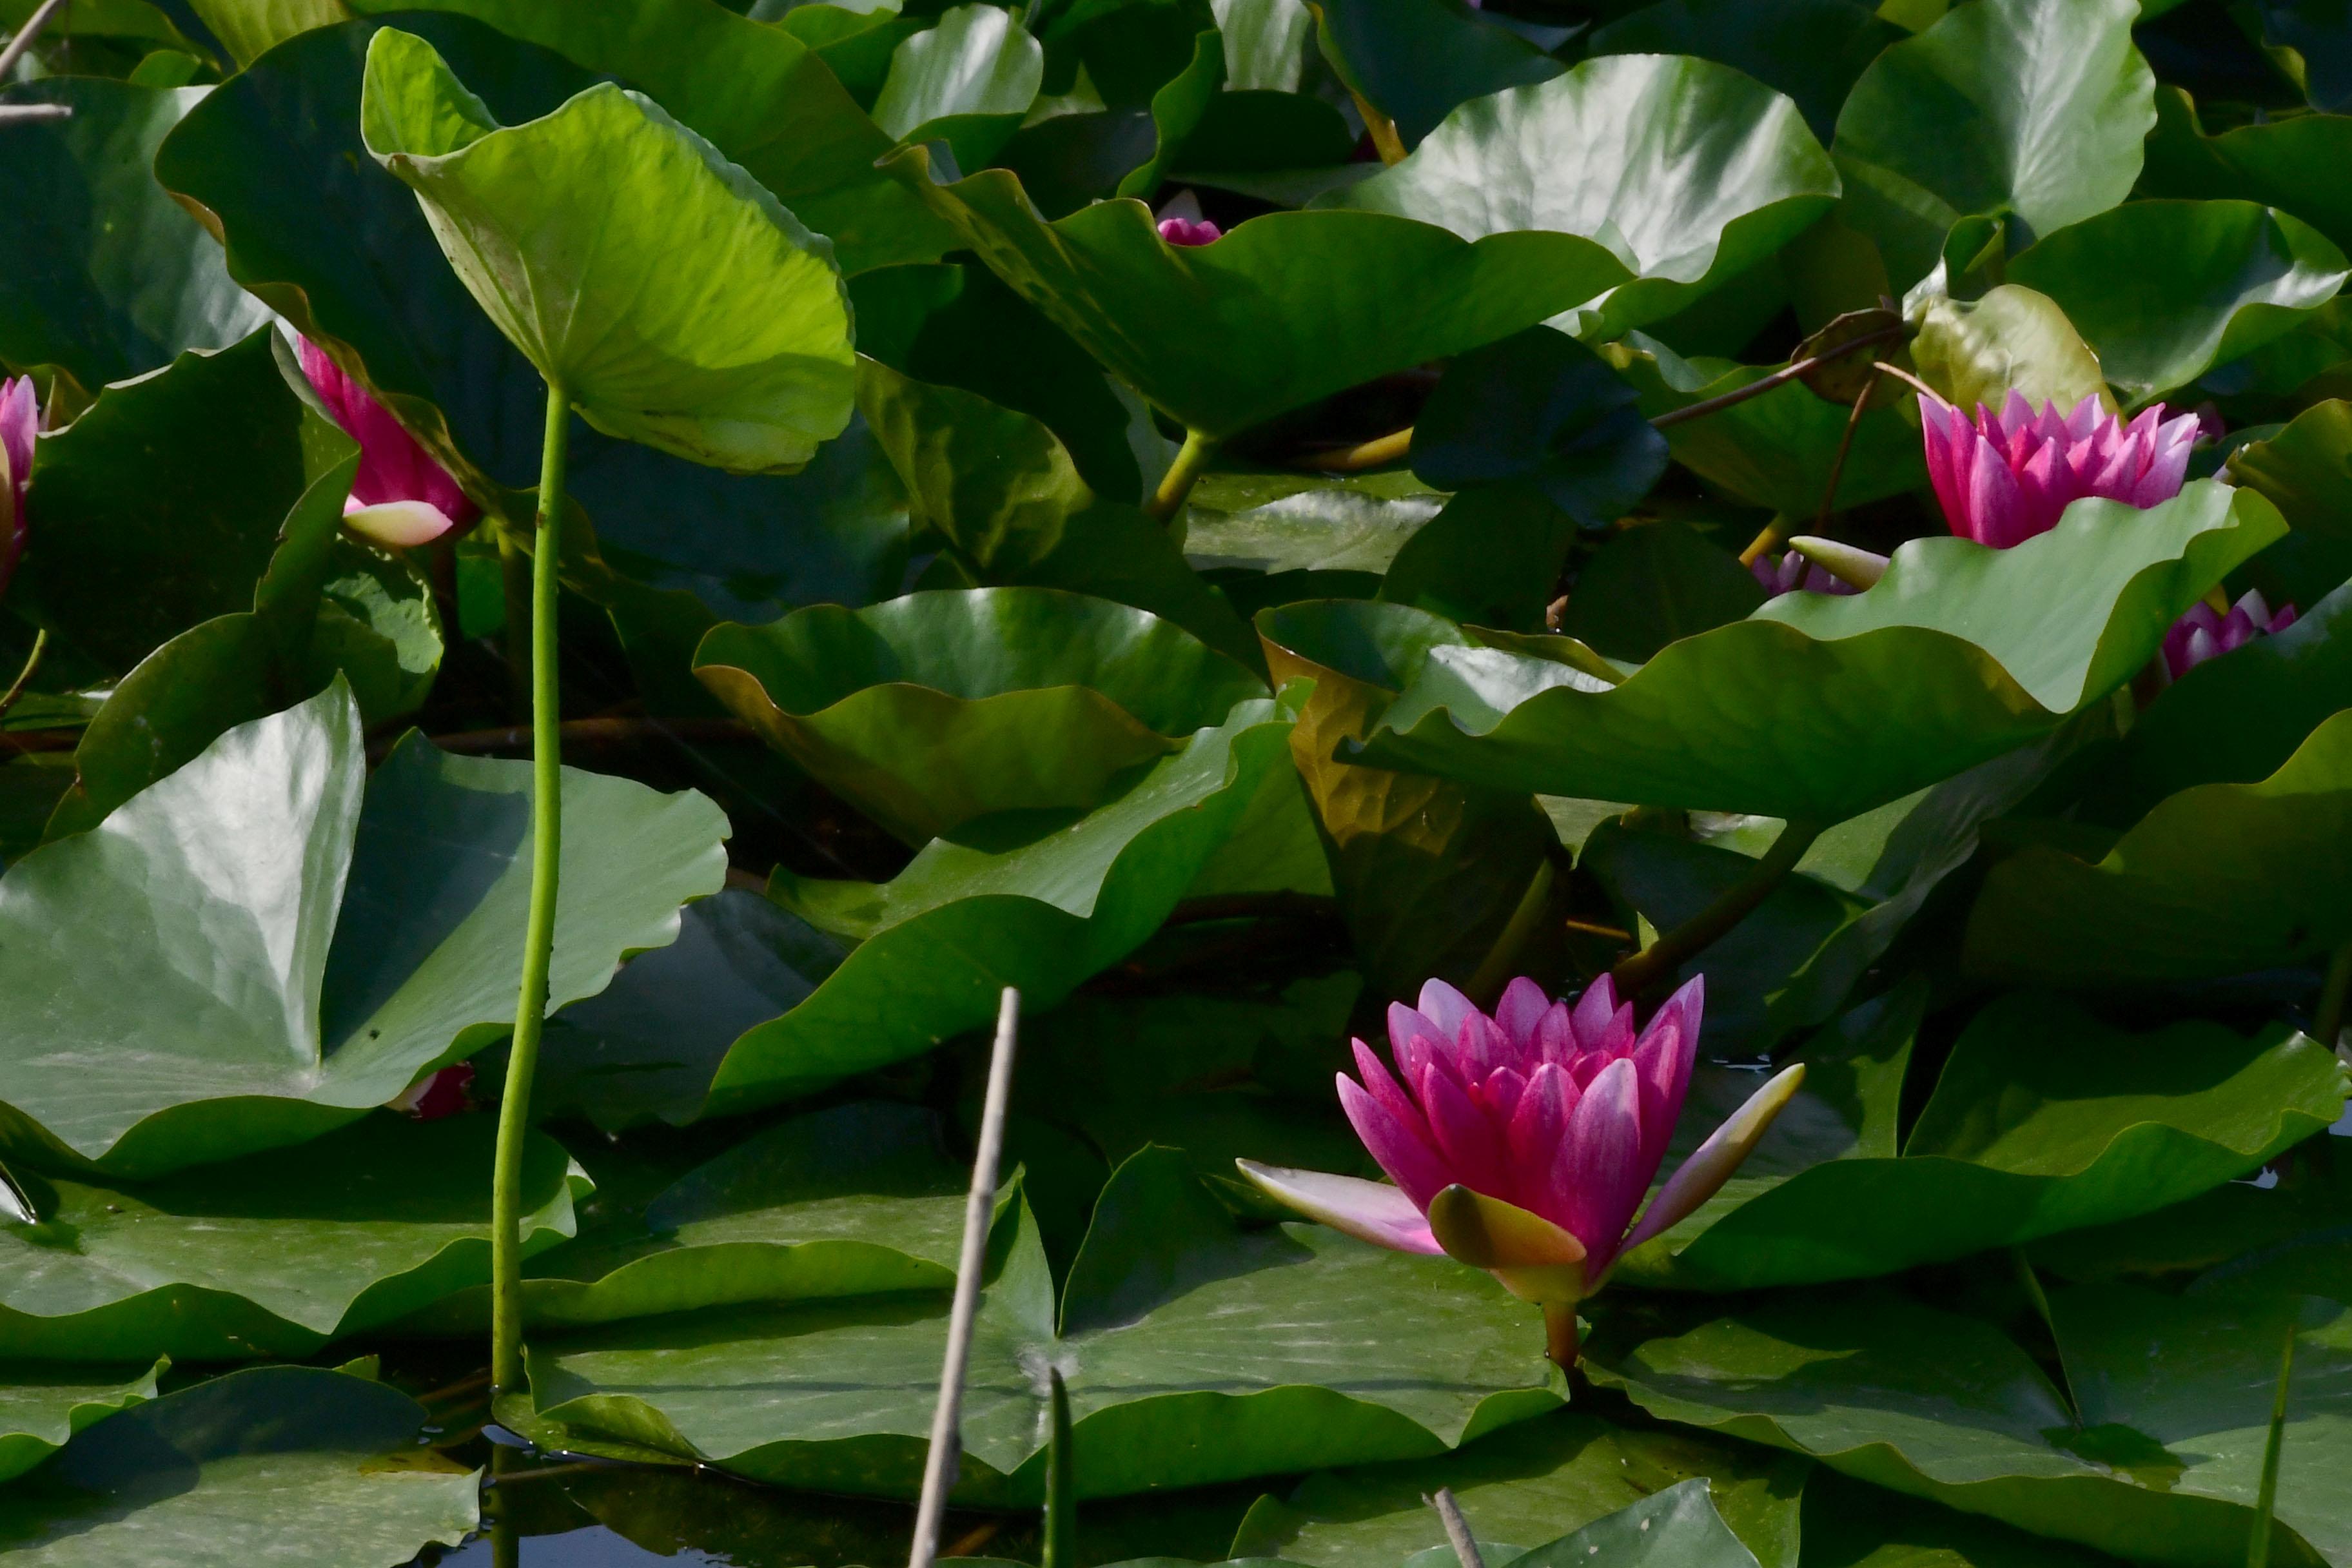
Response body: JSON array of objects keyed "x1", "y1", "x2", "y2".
[
  {"x1": 297, "y1": 335, "x2": 478, "y2": 547},
  {"x1": 2161, "y1": 589, "x2": 2298, "y2": 681},
  {"x1": 1785, "y1": 534, "x2": 1887, "y2": 591},
  {"x1": 1920, "y1": 391, "x2": 2197, "y2": 549},
  {"x1": 0, "y1": 375, "x2": 37, "y2": 600}
]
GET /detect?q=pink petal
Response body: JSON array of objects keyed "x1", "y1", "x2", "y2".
[
  {"x1": 1623, "y1": 1063, "x2": 1807, "y2": 1257},
  {"x1": 1352, "y1": 1039, "x2": 1430, "y2": 1139},
  {"x1": 1338, "y1": 1072, "x2": 1453, "y2": 1207},
  {"x1": 1418, "y1": 1060, "x2": 1514, "y2": 1200},
  {"x1": 1388, "y1": 1003, "x2": 1451, "y2": 1088},
  {"x1": 342, "y1": 498, "x2": 457, "y2": 549},
  {"x1": 0, "y1": 376, "x2": 34, "y2": 489},
  {"x1": 1631, "y1": 976, "x2": 1703, "y2": 1166},
  {"x1": 1418, "y1": 979, "x2": 1476, "y2": 1039},
  {"x1": 1477, "y1": 1066, "x2": 1529, "y2": 1130},
  {"x1": 299, "y1": 335, "x2": 477, "y2": 529},
  {"x1": 1534, "y1": 1001, "x2": 1576, "y2": 1067},
  {"x1": 1496, "y1": 977, "x2": 1551, "y2": 1055},
  {"x1": 1570, "y1": 974, "x2": 1620, "y2": 1048},
  {"x1": 1958, "y1": 434, "x2": 2030, "y2": 546},
  {"x1": 1456, "y1": 1010, "x2": 1509, "y2": 1081},
  {"x1": 1236, "y1": 1162, "x2": 1443, "y2": 1255},
  {"x1": 2271, "y1": 604, "x2": 2299, "y2": 634},
  {"x1": 1919, "y1": 398, "x2": 1970, "y2": 533},
  {"x1": 1507, "y1": 1063, "x2": 1580, "y2": 1229},
  {"x1": 1553, "y1": 1057, "x2": 1649, "y2": 1269}
]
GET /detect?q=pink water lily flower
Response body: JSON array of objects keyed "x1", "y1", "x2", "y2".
[
  {"x1": 2162, "y1": 589, "x2": 2298, "y2": 680},
  {"x1": 298, "y1": 336, "x2": 478, "y2": 548},
  {"x1": 1921, "y1": 391, "x2": 2198, "y2": 549},
  {"x1": 389, "y1": 1062, "x2": 475, "y2": 1121},
  {"x1": 1240, "y1": 974, "x2": 1803, "y2": 1367},
  {"x1": 1, "y1": 376, "x2": 38, "y2": 598},
  {"x1": 1157, "y1": 216, "x2": 1222, "y2": 247}
]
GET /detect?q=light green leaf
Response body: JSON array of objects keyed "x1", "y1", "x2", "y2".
[
  {"x1": 1830, "y1": 0, "x2": 2154, "y2": 286},
  {"x1": 1318, "y1": 54, "x2": 1840, "y2": 337},
  {"x1": 2227, "y1": 398, "x2": 2352, "y2": 541},
  {"x1": 0, "y1": 1362, "x2": 162, "y2": 1487},
  {"x1": 361, "y1": 26, "x2": 855, "y2": 472},
  {"x1": 1910, "y1": 285, "x2": 2112, "y2": 415},
  {"x1": 872, "y1": 3, "x2": 1043, "y2": 168}
]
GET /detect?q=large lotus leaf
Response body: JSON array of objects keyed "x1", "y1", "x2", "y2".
[
  {"x1": 1317, "y1": 55, "x2": 1840, "y2": 338},
  {"x1": 1617, "y1": 995, "x2": 2346, "y2": 1291},
  {"x1": 1311, "y1": 0, "x2": 1562, "y2": 148},
  {"x1": 1230, "y1": 1411, "x2": 1806, "y2": 1567},
  {"x1": 2142, "y1": 86, "x2": 2352, "y2": 259},
  {"x1": 883, "y1": 148, "x2": 1632, "y2": 437},
  {"x1": 696, "y1": 588, "x2": 1265, "y2": 844},
  {"x1": 1963, "y1": 707, "x2": 2352, "y2": 985},
  {"x1": 2002, "y1": 201, "x2": 2349, "y2": 402},
  {"x1": 0, "y1": 1114, "x2": 580, "y2": 1361},
  {"x1": 360, "y1": 28, "x2": 854, "y2": 473},
  {"x1": 10, "y1": 332, "x2": 342, "y2": 676},
  {"x1": 344, "y1": 0, "x2": 950, "y2": 271},
  {"x1": 871, "y1": 3, "x2": 1043, "y2": 168},
  {"x1": 2025, "y1": 1151, "x2": 2352, "y2": 1290},
  {"x1": 691, "y1": 694, "x2": 1294, "y2": 1116},
  {"x1": 1555, "y1": 520, "x2": 1765, "y2": 663},
  {"x1": 1189, "y1": 470, "x2": 1446, "y2": 581},
  {"x1": 1582, "y1": 1291, "x2": 2324, "y2": 1568},
  {"x1": 1351, "y1": 481, "x2": 2280, "y2": 822},
  {"x1": 0, "y1": 78, "x2": 273, "y2": 395},
  {"x1": 529, "y1": 1149, "x2": 1561, "y2": 1503},
  {"x1": 1601, "y1": 334, "x2": 1925, "y2": 518},
  {"x1": 0, "y1": 1366, "x2": 479, "y2": 1567},
  {"x1": 0, "y1": 1362, "x2": 162, "y2": 1487},
  {"x1": 1829, "y1": 0, "x2": 2154, "y2": 286},
  {"x1": 1586, "y1": 0, "x2": 1905, "y2": 144},
  {"x1": 2226, "y1": 397, "x2": 2352, "y2": 542},
  {"x1": 0, "y1": 683, "x2": 727, "y2": 1177},
  {"x1": 402, "y1": 1102, "x2": 969, "y2": 1332},
  {"x1": 1259, "y1": 600, "x2": 1560, "y2": 999}
]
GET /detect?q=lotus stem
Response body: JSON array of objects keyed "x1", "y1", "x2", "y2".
[
  {"x1": 1146, "y1": 427, "x2": 1217, "y2": 524},
  {"x1": 1542, "y1": 1298, "x2": 1579, "y2": 1369},
  {"x1": 908, "y1": 986, "x2": 1023, "y2": 1568},
  {"x1": 1814, "y1": 377, "x2": 1881, "y2": 531},
  {"x1": 1611, "y1": 818, "x2": 1824, "y2": 999},
  {"x1": 1650, "y1": 326, "x2": 1905, "y2": 429},
  {"x1": 1429, "y1": 1486, "x2": 1486, "y2": 1568},
  {"x1": 1737, "y1": 518, "x2": 1785, "y2": 568},
  {"x1": 2248, "y1": 1326, "x2": 2295, "y2": 1568},
  {"x1": 2314, "y1": 936, "x2": 2351, "y2": 1052},
  {"x1": 0, "y1": 0, "x2": 70, "y2": 81},
  {"x1": 1301, "y1": 426, "x2": 1413, "y2": 473},
  {"x1": 489, "y1": 378, "x2": 570, "y2": 1396},
  {"x1": 1042, "y1": 1367, "x2": 1075, "y2": 1568},
  {"x1": 0, "y1": 627, "x2": 46, "y2": 721}
]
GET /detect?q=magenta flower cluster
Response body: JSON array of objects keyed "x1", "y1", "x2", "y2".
[
  {"x1": 1921, "y1": 391, "x2": 2197, "y2": 549},
  {"x1": 2163, "y1": 589, "x2": 2298, "y2": 680}
]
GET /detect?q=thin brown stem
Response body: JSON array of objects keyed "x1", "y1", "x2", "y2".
[
  {"x1": 391, "y1": 716, "x2": 754, "y2": 760},
  {"x1": 1542, "y1": 1300, "x2": 1580, "y2": 1369},
  {"x1": 0, "y1": 0, "x2": 71, "y2": 79},
  {"x1": 1296, "y1": 426, "x2": 1412, "y2": 474},
  {"x1": 1427, "y1": 1487, "x2": 1486, "y2": 1568},
  {"x1": 0, "y1": 628, "x2": 47, "y2": 721},
  {"x1": 1611, "y1": 818, "x2": 1824, "y2": 998},
  {"x1": 1649, "y1": 326, "x2": 1905, "y2": 429},
  {"x1": 1814, "y1": 378, "x2": 1881, "y2": 532}
]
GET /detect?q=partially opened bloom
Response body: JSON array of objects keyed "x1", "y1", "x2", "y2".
[
  {"x1": 1, "y1": 375, "x2": 38, "y2": 598},
  {"x1": 298, "y1": 336, "x2": 478, "y2": 548},
  {"x1": 389, "y1": 1062, "x2": 475, "y2": 1121},
  {"x1": 1240, "y1": 974, "x2": 1803, "y2": 1366},
  {"x1": 1155, "y1": 189, "x2": 1222, "y2": 248},
  {"x1": 2162, "y1": 589, "x2": 2298, "y2": 680},
  {"x1": 1920, "y1": 391, "x2": 2198, "y2": 549}
]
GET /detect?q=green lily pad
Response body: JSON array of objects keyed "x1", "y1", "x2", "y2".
[
  {"x1": 0, "y1": 77, "x2": 273, "y2": 395},
  {"x1": 696, "y1": 587, "x2": 1265, "y2": 845},
  {"x1": 1349, "y1": 481, "x2": 2279, "y2": 822},
  {"x1": 1585, "y1": 0, "x2": 1905, "y2": 144},
  {"x1": 2142, "y1": 85, "x2": 2352, "y2": 259},
  {"x1": 1555, "y1": 520, "x2": 1764, "y2": 663},
  {"x1": 0, "y1": 1366, "x2": 479, "y2": 1566},
  {"x1": 883, "y1": 148, "x2": 1632, "y2": 437},
  {"x1": 1187, "y1": 471, "x2": 1446, "y2": 578},
  {"x1": 2003, "y1": 201, "x2": 2349, "y2": 403},
  {"x1": 872, "y1": 3, "x2": 1043, "y2": 168},
  {"x1": 0, "y1": 1114, "x2": 581, "y2": 1361},
  {"x1": 1828, "y1": 0, "x2": 2154, "y2": 286},
  {"x1": 1583, "y1": 1290, "x2": 2324, "y2": 1568},
  {"x1": 2226, "y1": 397, "x2": 2352, "y2": 541},
  {"x1": 1963, "y1": 707, "x2": 2352, "y2": 985},
  {"x1": 361, "y1": 26, "x2": 855, "y2": 473},
  {"x1": 529, "y1": 1148, "x2": 1561, "y2": 1503},
  {"x1": 1229, "y1": 1410, "x2": 1807, "y2": 1567},
  {"x1": 0, "y1": 682, "x2": 728, "y2": 1177},
  {"x1": 1317, "y1": 54, "x2": 1839, "y2": 337},
  {"x1": 1906, "y1": 286, "x2": 2109, "y2": 422},
  {"x1": 1617, "y1": 995, "x2": 2347, "y2": 1290},
  {"x1": 0, "y1": 1362, "x2": 162, "y2": 1487},
  {"x1": 1311, "y1": 0, "x2": 1562, "y2": 148}
]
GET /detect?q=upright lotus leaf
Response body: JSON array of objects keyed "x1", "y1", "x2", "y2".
[
  {"x1": 2227, "y1": 398, "x2": 2352, "y2": 540},
  {"x1": 2142, "y1": 86, "x2": 2352, "y2": 259},
  {"x1": 0, "y1": 78, "x2": 274, "y2": 396},
  {"x1": 1258, "y1": 600, "x2": 1561, "y2": 998},
  {"x1": 1317, "y1": 55, "x2": 1841, "y2": 337},
  {"x1": 0, "y1": 1366, "x2": 479, "y2": 1567},
  {"x1": 1230, "y1": 1411, "x2": 1806, "y2": 1567},
  {"x1": 694, "y1": 588, "x2": 1265, "y2": 845},
  {"x1": 1353, "y1": 482, "x2": 2280, "y2": 823},
  {"x1": 1908, "y1": 286, "x2": 2112, "y2": 416},
  {"x1": 1583, "y1": 1292, "x2": 2324, "y2": 1568},
  {"x1": 882, "y1": 147, "x2": 1633, "y2": 438},
  {"x1": 345, "y1": 0, "x2": 952, "y2": 271},
  {"x1": 871, "y1": 3, "x2": 1043, "y2": 169},
  {"x1": 1829, "y1": 0, "x2": 2155, "y2": 286},
  {"x1": 1616, "y1": 995, "x2": 2346, "y2": 1290},
  {"x1": 527, "y1": 1150, "x2": 1560, "y2": 1502},
  {"x1": 1585, "y1": 0, "x2": 1906, "y2": 143},
  {"x1": 0, "y1": 1362, "x2": 163, "y2": 1487},
  {"x1": 1963, "y1": 708, "x2": 2352, "y2": 985},
  {"x1": 1311, "y1": 0, "x2": 1563, "y2": 148},
  {"x1": 0, "y1": 1115, "x2": 583, "y2": 1360},
  {"x1": 2003, "y1": 201, "x2": 2349, "y2": 402},
  {"x1": 0, "y1": 683, "x2": 727, "y2": 1177},
  {"x1": 360, "y1": 27, "x2": 855, "y2": 472},
  {"x1": 693, "y1": 695, "x2": 1295, "y2": 1116}
]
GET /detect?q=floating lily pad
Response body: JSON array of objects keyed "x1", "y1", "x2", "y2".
[
  {"x1": 529, "y1": 1149, "x2": 1561, "y2": 1503},
  {"x1": 1585, "y1": 0, "x2": 1905, "y2": 144},
  {"x1": 1317, "y1": 55, "x2": 1840, "y2": 336},
  {"x1": 1310, "y1": 0, "x2": 1562, "y2": 148},
  {"x1": 0, "y1": 683, "x2": 727, "y2": 1177},
  {"x1": 872, "y1": 3, "x2": 1043, "y2": 168},
  {"x1": 0, "y1": 1362, "x2": 162, "y2": 1487},
  {"x1": 696, "y1": 587, "x2": 1264, "y2": 843},
  {"x1": 2226, "y1": 397, "x2": 2352, "y2": 542},
  {"x1": 0, "y1": 1366, "x2": 479, "y2": 1567},
  {"x1": 1348, "y1": 482, "x2": 2278, "y2": 822},
  {"x1": 0, "y1": 1114, "x2": 581, "y2": 1361},
  {"x1": 2141, "y1": 85, "x2": 2352, "y2": 259}
]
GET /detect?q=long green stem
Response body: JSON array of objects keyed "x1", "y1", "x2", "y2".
[
  {"x1": 2314, "y1": 936, "x2": 2352, "y2": 1053},
  {"x1": 1146, "y1": 428, "x2": 1217, "y2": 524},
  {"x1": 489, "y1": 380, "x2": 569, "y2": 1395},
  {"x1": 0, "y1": 627, "x2": 48, "y2": 721},
  {"x1": 1610, "y1": 818, "x2": 1824, "y2": 999}
]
